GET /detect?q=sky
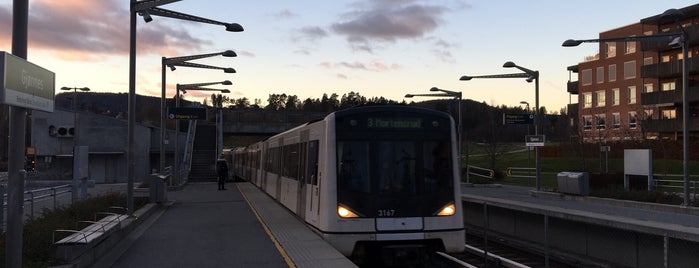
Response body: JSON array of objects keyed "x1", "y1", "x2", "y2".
[{"x1": 1, "y1": 0, "x2": 698, "y2": 113}]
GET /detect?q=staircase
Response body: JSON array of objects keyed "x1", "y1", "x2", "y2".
[{"x1": 188, "y1": 124, "x2": 218, "y2": 182}]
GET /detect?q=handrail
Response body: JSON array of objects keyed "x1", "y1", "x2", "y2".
[{"x1": 3, "y1": 184, "x2": 72, "y2": 221}]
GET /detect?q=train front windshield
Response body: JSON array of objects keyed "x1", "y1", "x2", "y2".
[{"x1": 335, "y1": 109, "x2": 455, "y2": 218}]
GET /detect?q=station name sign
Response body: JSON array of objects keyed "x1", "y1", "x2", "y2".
[
  {"x1": 525, "y1": 135, "x2": 545, "y2": 147},
  {"x1": 168, "y1": 107, "x2": 206, "y2": 120},
  {"x1": 0, "y1": 52, "x2": 55, "y2": 112},
  {"x1": 503, "y1": 113, "x2": 534, "y2": 125}
]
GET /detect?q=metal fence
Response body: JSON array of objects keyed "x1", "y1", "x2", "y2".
[
  {"x1": 1, "y1": 183, "x2": 73, "y2": 231},
  {"x1": 653, "y1": 174, "x2": 699, "y2": 200}
]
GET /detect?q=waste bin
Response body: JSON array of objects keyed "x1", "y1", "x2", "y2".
[
  {"x1": 149, "y1": 174, "x2": 168, "y2": 203},
  {"x1": 557, "y1": 172, "x2": 589, "y2": 196}
]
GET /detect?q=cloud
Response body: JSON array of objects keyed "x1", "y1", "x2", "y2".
[
  {"x1": 320, "y1": 60, "x2": 400, "y2": 72},
  {"x1": 0, "y1": 0, "x2": 212, "y2": 61},
  {"x1": 331, "y1": 0, "x2": 447, "y2": 51},
  {"x1": 274, "y1": 9, "x2": 297, "y2": 20},
  {"x1": 294, "y1": 26, "x2": 329, "y2": 42}
]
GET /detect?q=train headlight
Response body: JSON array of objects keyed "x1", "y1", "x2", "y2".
[
  {"x1": 435, "y1": 203, "x2": 456, "y2": 216},
  {"x1": 338, "y1": 205, "x2": 360, "y2": 218}
]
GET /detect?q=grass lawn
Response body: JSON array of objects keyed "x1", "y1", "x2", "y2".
[{"x1": 462, "y1": 142, "x2": 699, "y2": 190}]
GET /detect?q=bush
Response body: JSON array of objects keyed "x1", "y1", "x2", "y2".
[
  {"x1": 591, "y1": 187, "x2": 684, "y2": 205},
  {"x1": 0, "y1": 193, "x2": 147, "y2": 267}
]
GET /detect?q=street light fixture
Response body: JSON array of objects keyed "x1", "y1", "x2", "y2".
[
  {"x1": 130, "y1": 0, "x2": 243, "y2": 215},
  {"x1": 502, "y1": 61, "x2": 542, "y2": 191},
  {"x1": 405, "y1": 87, "x2": 464, "y2": 181},
  {"x1": 563, "y1": 8, "x2": 691, "y2": 206},
  {"x1": 172, "y1": 81, "x2": 232, "y2": 186},
  {"x1": 160, "y1": 51, "x2": 237, "y2": 175},
  {"x1": 459, "y1": 65, "x2": 542, "y2": 190}
]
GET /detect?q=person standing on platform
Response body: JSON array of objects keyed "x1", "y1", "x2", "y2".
[{"x1": 216, "y1": 159, "x2": 228, "y2": 190}]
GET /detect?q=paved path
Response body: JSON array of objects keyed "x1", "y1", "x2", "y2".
[{"x1": 99, "y1": 182, "x2": 289, "y2": 267}]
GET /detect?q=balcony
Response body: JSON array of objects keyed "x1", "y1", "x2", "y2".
[
  {"x1": 641, "y1": 57, "x2": 699, "y2": 79},
  {"x1": 640, "y1": 24, "x2": 699, "y2": 52},
  {"x1": 642, "y1": 117, "x2": 699, "y2": 132},
  {"x1": 641, "y1": 84, "x2": 699, "y2": 105},
  {"x1": 567, "y1": 81, "x2": 579, "y2": 94},
  {"x1": 641, "y1": 86, "x2": 699, "y2": 106}
]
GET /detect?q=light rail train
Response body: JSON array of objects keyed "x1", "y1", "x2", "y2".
[{"x1": 229, "y1": 105, "x2": 465, "y2": 262}]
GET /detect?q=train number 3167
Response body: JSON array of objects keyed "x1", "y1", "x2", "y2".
[{"x1": 377, "y1": 209, "x2": 395, "y2": 217}]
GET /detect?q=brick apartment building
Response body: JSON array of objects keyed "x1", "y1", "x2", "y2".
[{"x1": 568, "y1": 4, "x2": 699, "y2": 142}]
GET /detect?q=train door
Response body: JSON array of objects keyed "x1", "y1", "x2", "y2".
[
  {"x1": 297, "y1": 131, "x2": 310, "y2": 220},
  {"x1": 261, "y1": 142, "x2": 268, "y2": 191},
  {"x1": 275, "y1": 138, "x2": 283, "y2": 200},
  {"x1": 305, "y1": 140, "x2": 320, "y2": 224}
]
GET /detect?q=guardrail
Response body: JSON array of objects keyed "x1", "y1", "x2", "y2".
[
  {"x1": 466, "y1": 165, "x2": 494, "y2": 183},
  {"x1": 23, "y1": 184, "x2": 72, "y2": 220},
  {"x1": 506, "y1": 167, "x2": 536, "y2": 179},
  {"x1": 653, "y1": 175, "x2": 698, "y2": 200},
  {"x1": 1, "y1": 183, "x2": 73, "y2": 231}
]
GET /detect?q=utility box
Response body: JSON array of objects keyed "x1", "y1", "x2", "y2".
[
  {"x1": 557, "y1": 172, "x2": 589, "y2": 196},
  {"x1": 149, "y1": 174, "x2": 169, "y2": 203}
]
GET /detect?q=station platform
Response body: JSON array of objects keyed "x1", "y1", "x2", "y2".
[
  {"x1": 461, "y1": 185, "x2": 699, "y2": 242},
  {"x1": 460, "y1": 184, "x2": 699, "y2": 243},
  {"x1": 95, "y1": 182, "x2": 356, "y2": 268}
]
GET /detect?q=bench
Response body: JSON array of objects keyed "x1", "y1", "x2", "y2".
[{"x1": 54, "y1": 207, "x2": 127, "y2": 262}]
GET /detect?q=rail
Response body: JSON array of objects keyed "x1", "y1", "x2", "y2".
[
  {"x1": 653, "y1": 175, "x2": 698, "y2": 199},
  {"x1": 466, "y1": 165, "x2": 494, "y2": 184},
  {"x1": 506, "y1": 167, "x2": 536, "y2": 179},
  {"x1": 22, "y1": 184, "x2": 72, "y2": 220},
  {"x1": 1, "y1": 184, "x2": 73, "y2": 230}
]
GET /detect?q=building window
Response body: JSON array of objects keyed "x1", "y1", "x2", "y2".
[
  {"x1": 624, "y1": 61, "x2": 636, "y2": 79},
  {"x1": 643, "y1": 109, "x2": 654, "y2": 120},
  {"x1": 582, "y1": 69, "x2": 592, "y2": 85},
  {"x1": 627, "y1": 86, "x2": 636, "y2": 104},
  {"x1": 596, "y1": 90, "x2": 606, "y2": 107},
  {"x1": 643, "y1": 83, "x2": 654, "y2": 93},
  {"x1": 625, "y1": 40, "x2": 636, "y2": 54},
  {"x1": 612, "y1": 113, "x2": 621, "y2": 129},
  {"x1": 608, "y1": 64, "x2": 616, "y2": 82},
  {"x1": 583, "y1": 93, "x2": 592, "y2": 108},
  {"x1": 612, "y1": 88, "x2": 620, "y2": 106},
  {"x1": 661, "y1": 55, "x2": 671, "y2": 62},
  {"x1": 661, "y1": 81, "x2": 676, "y2": 91},
  {"x1": 605, "y1": 42, "x2": 616, "y2": 58},
  {"x1": 583, "y1": 115, "x2": 593, "y2": 131},
  {"x1": 596, "y1": 67, "x2": 604, "y2": 84},
  {"x1": 661, "y1": 108, "x2": 676, "y2": 119},
  {"x1": 629, "y1": 112, "x2": 637, "y2": 129},
  {"x1": 595, "y1": 114, "x2": 606, "y2": 130},
  {"x1": 643, "y1": 57, "x2": 653, "y2": 65}
]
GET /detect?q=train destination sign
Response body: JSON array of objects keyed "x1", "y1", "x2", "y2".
[
  {"x1": 503, "y1": 113, "x2": 534, "y2": 125},
  {"x1": 367, "y1": 118, "x2": 422, "y2": 129},
  {"x1": 0, "y1": 51, "x2": 55, "y2": 112},
  {"x1": 168, "y1": 107, "x2": 206, "y2": 120}
]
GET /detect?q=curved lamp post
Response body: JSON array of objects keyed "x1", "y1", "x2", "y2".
[
  {"x1": 405, "y1": 87, "x2": 464, "y2": 181},
  {"x1": 460, "y1": 66, "x2": 541, "y2": 190},
  {"x1": 563, "y1": 8, "x2": 690, "y2": 206},
  {"x1": 160, "y1": 51, "x2": 237, "y2": 174},
  {"x1": 129, "y1": 0, "x2": 243, "y2": 215},
  {"x1": 172, "y1": 81, "x2": 232, "y2": 185}
]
